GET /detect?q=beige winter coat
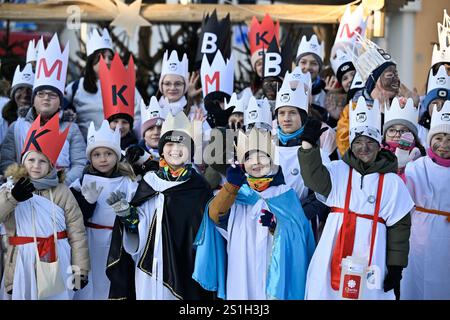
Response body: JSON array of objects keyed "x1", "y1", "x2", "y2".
[{"x1": 0, "y1": 166, "x2": 90, "y2": 294}]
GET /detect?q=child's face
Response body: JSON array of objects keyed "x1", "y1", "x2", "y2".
[
  {"x1": 144, "y1": 125, "x2": 162, "y2": 149},
  {"x1": 161, "y1": 74, "x2": 185, "y2": 103},
  {"x1": 244, "y1": 151, "x2": 272, "y2": 178},
  {"x1": 431, "y1": 133, "x2": 450, "y2": 159},
  {"x1": 23, "y1": 151, "x2": 51, "y2": 179},
  {"x1": 384, "y1": 124, "x2": 410, "y2": 143},
  {"x1": 351, "y1": 136, "x2": 380, "y2": 164},
  {"x1": 110, "y1": 118, "x2": 130, "y2": 137},
  {"x1": 90, "y1": 147, "x2": 118, "y2": 176},
  {"x1": 341, "y1": 70, "x2": 356, "y2": 93},
  {"x1": 298, "y1": 54, "x2": 320, "y2": 81},
  {"x1": 277, "y1": 106, "x2": 302, "y2": 134},
  {"x1": 162, "y1": 142, "x2": 190, "y2": 169}
]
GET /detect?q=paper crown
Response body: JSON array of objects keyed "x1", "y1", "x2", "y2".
[
  {"x1": 195, "y1": 10, "x2": 231, "y2": 68},
  {"x1": 431, "y1": 23, "x2": 450, "y2": 67},
  {"x1": 330, "y1": 49, "x2": 353, "y2": 75},
  {"x1": 86, "y1": 120, "x2": 121, "y2": 159},
  {"x1": 333, "y1": 4, "x2": 367, "y2": 54},
  {"x1": 141, "y1": 96, "x2": 167, "y2": 134},
  {"x1": 33, "y1": 33, "x2": 69, "y2": 97},
  {"x1": 11, "y1": 63, "x2": 34, "y2": 94},
  {"x1": 349, "y1": 96, "x2": 381, "y2": 144},
  {"x1": 86, "y1": 28, "x2": 113, "y2": 57},
  {"x1": 263, "y1": 36, "x2": 292, "y2": 79},
  {"x1": 236, "y1": 128, "x2": 275, "y2": 164},
  {"x1": 248, "y1": 14, "x2": 280, "y2": 61},
  {"x1": 443, "y1": 9, "x2": 450, "y2": 27},
  {"x1": 200, "y1": 50, "x2": 235, "y2": 97},
  {"x1": 296, "y1": 34, "x2": 323, "y2": 61},
  {"x1": 427, "y1": 65, "x2": 450, "y2": 93},
  {"x1": 159, "y1": 50, "x2": 189, "y2": 93},
  {"x1": 384, "y1": 97, "x2": 419, "y2": 128},
  {"x1": 26, "y1": 38, "x2": 41, "y2": 63},
  {"x1": 21, "y1": 113, "x2": 70, "y2": 165},
  {"x1": 428, "y1": 100, "x2": 450, "y2": 145},
  {"x1": 244, "y1": 96, "x2": 272, "y2": 129},
  {"x1": 224, "y1": 91, "x2": 251, "y2": 114},
  {"x1": 349, "y1": 71, "x2": 365, "y2": 91},
  {"x1": 288, "y1": 66, "x2": 312, "y2": 93},
  {"x1": 349, "y1": 35, "x2": 394, "y2": 84},
  {"x1": 160, "y1": 110, "x2": 193, "y2": 139},
  {"x1": 99, "y1": 52, "x2": 135, "y2": 121},
  {"x1": 275, "y1": 71, "x2": 309, "y2": 113}
]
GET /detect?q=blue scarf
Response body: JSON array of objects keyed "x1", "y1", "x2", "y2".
[{"x1": 277, "y1": 126, "x2": 304, "y2": 145}]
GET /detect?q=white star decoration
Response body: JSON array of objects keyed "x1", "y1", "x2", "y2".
[{"x1": 110, "y1": 0, "x2": 151, "y2": 40}]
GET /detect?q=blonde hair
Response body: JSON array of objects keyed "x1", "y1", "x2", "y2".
[{"x1": 4, "y1": 163, "x2": 65, "y2": 183}]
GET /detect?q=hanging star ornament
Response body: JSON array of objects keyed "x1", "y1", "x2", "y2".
[{"x1": 110, "y1": 0, "x2": 151, "y2": 40}]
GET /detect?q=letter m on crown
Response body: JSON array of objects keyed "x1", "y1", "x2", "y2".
[
  {"x1": 339, "y1": 23, "x2": 362, "y2": 40},
  {"x1": 205, "y1": 72, "x2": 220, "y2": 95},
  {"x1": 37, "y1": 58, "x2": 63, "y2": 81}
]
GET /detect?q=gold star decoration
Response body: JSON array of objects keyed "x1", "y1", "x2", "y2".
[{"x1": 110, "y1": 0, "x2": 151, "y2": 40}]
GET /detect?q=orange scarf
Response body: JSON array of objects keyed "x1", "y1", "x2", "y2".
[
  {"x1": 159, "y1": 158, "x2": 188, "y2": 178},
  {"x1": 246, "y1": 177, "x2": 273, "y2": 192}
]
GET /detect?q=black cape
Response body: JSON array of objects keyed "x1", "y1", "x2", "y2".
[{"x1": 106, "y1": 170, "x2": 215, "y2": 300}]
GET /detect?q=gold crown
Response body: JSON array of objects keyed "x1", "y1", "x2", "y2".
[{"x1": 236, "y1": 128, "x2": 275, "y2": 163}]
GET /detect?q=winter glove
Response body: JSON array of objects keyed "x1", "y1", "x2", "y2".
[
  {"x1": 383, "y1": 265, "x2": 403, "y2": 300},
  {"x1": 106, "y1": 191, "x2": 130, "y2": 217},
  {"x1": 259, "y1": 209, "x2": 277, "y2": 234},
  {"x1": 72, "y1": 273, "x2": 89, "y2": 291},
  {"x1": 300, "y1": 117, "x2": 329, "y2": 147},
  {"x1": 125, "y1": 145, "x2": 144, "y2": 164},
  {"x1": 395, "y1": 132, "x2": 421, "y2": 172},
  {"x1": 81, "y1": 181, "x2": 104, "y2": 204},
  {"x1": 226, "y1": 164, "x2": 246, "y2": 187},
  {"x1": 61, "y1": 108, "x2": 77, "y2": 122},
  {"x1": 11, "y1": 177, "x2": 35, "y2": 202}
]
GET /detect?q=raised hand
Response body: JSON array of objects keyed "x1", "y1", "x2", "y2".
[
  {"x1": 81, "y1": 181, "x2": 104, "y2": 204},
  {"x1": 11, "y1": 177, "x2": 35, "y2": 202}
]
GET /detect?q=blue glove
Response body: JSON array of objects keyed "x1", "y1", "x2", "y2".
[
  {"x1": 226, "y1": 165, "x2": 246, "y2": 187},
  {"x1": 259, "y1": 209, "x2": 277, "y2": 234}
]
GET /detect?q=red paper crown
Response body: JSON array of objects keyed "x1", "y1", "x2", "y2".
[
  {"x1": 248, "y1": 14, "x2": 280, "y2": 57},
  {"x1": 21, "y1": 113, "x2": 70, "y2": 165},
  {"x1": 99, "y1": 52, "x2": 135, "y2": 121}
]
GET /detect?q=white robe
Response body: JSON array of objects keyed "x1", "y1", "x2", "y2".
[
  {"x1": 1, "y1": 195, "x2": 74, "y2": 300},
  {"x1": 222, "y1": 185, "x2": 298, "y2": 300},
  {"x1": 305, "y1": 160, "x2": 414, "y2": 300},
  {"x1": 401, "y1": 156, "x2": 450, "y2": 300},
  {"x1": 122, "y1": 172, "x2": 185, "y2": 300},
  {"x1": 71, "y1": 174, "x2": 137, "y2": 300},
  {"x1": 275, "y1": 145, "x2": 330, "y2": 201}
]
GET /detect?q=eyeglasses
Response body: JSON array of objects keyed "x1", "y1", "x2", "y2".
[
  {"x1": 36, "y1": 91, "x2": 59, "y2": 100},
  {"x1": 386, "y1": 127, "x2": 409, "y2": 137},
  {"x1": 162, "y1": 81, "x2": 184, "y2": 89}
]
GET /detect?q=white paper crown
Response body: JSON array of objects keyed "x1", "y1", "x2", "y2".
[
  {"x1": 333, "y1": 4, "x2": 367, "y2": 54},
  {"x1": 431, "y1": 23, "x2": 450, "y2": 67},
  {"x1": 427, "y1": 65, "x2": 450, "y2": 93},
  {"x1": 349, "y1": 96, "x2": 381, "y2": 144},
  {"x1": 86, "y1": 120, "x2": 121, "y2": 159},
  {"x1": 275, "y1": 71, "x2": 309, "y2": 113},
  {"x1": 200, "y1": 50, "x2": 235, "y2": 97},
  {"x1": 33, "y1": 33, "x2": 69, "y2": 96},
  {"x1": 288, "y1": 66, "x2": 312, "y2": 94},
  {"x1": 141, "y1": 96, "x2": 167, "y2": 127},
  {"x1": 11, "y1": 63, "x2": 34, "y2": 91},
  {"x1": 86, "y1": 28, "x2": 113, "y2": 57},
  {"x1": 26, "y1": 38, "x2": 40, "y2": 63},
  {"x1": 236, "y1": 128, "x2": 275, "y2": 164},
  {"x1": 224, "y1": 91, "x2": 251, "y2": 114},
  {"x1": 296, "y1": 34, "x2": 323, "y2": 61},
  {"x1": 384, "y1": 97, "x2": 418, "y2": 127},
  {"x1": 160, "y1": 50, "x2": 189, "y2": 93},
  {"x1": 244, "y1": 96, "x2": 272, "y2": 129},
  {"x1": 349, "y1": 71, "x2": 365, "y2": 91},
  {"x1": 330, "y1": 49, "x2": 353, "y2": 75},
  {"x1": 444, "y1": 9, "x2": 450, "y2": 28},
  {"x1": 160, "y1": 111, "x2": 193, "y2": 139},
  {"x1": 349, "y1": 35, "x2": 393, "y2": 83}
]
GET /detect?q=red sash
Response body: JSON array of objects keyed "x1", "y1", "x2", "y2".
[{"x1": 9, "y1": 231, "x2": 68, "y2": 262}]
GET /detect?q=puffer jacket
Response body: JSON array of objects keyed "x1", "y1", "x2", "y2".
[
  {"x1": 0, "y1": 108, "x2": 87, "y2": 185},
  {"x1": 0, "y1": 166, "x2": 90, "y2": 294}
]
